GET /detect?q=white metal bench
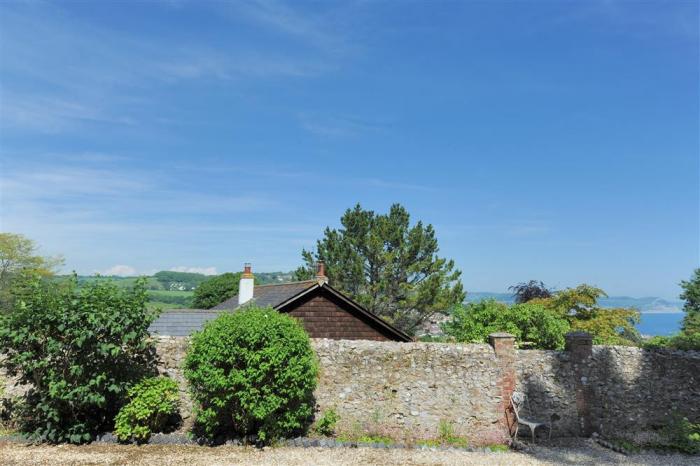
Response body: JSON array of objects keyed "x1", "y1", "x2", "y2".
[{"x1": 510, "y1": 391, "x2": 552, "y2": 443}]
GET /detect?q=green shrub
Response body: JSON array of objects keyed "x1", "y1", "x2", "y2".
[
  {"x1": 0, "y1": 274, "x2": 158, "y2": 443},
  {"x1": 314, "y1": 408, "x2": 340, "y2": 436},
  {"x1": 114, "y1": 377, "x2": 180, "y2": 443},
  {"x1": 642, "y1": 335, "x2": 673, "y2": 349},
  {"x1": 661, "y1": 415, "x2": 700, "y2": 454},
  {"x1": 184, "y1": 307, "x2": 318, "y2": 443},
  {"x1": 643, "y1": 333, "x2": 700, "y2": 351},
  {"x1": 442, "y1": 300, "x2": 570, "y2": 349}
]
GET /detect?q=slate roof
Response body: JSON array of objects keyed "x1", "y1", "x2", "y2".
[
  {"x1": 148, "y1": 309, "x2": 223, "y2": 337},
  {"x1": 149, "y1": 279, "x2": 411, "y2": 341},
  {"x1": 210, "y1": 280, "x2": 318, "y2": 310}
]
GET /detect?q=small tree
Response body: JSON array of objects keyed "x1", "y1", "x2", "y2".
[
  {"x1": 184, "y1": 307, "x2": 317, "y2": 443},
  {"x1": 0, "y1": 274, "x2": 158, "y2": 443},
  {"x1": 192, "y1": 272, "x2": 241, "y2": 309},
  {"x1": 534, "y1": 284, "x2": 641, "y2": 345},
  {"x1": 508, "y1": 280, "x2": 552, "y2": 304},
  {"x1": 0, "y1": 233, "x2": 63, "y2": 311}
]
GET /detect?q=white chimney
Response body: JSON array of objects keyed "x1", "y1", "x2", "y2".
[{"x1": 238, "y1": 263, "x2": 254, "y2": 305}]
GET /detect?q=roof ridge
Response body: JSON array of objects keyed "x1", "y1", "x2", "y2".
[{"x1": 253, "y1": 280, "x2": 316, "y2": 288}]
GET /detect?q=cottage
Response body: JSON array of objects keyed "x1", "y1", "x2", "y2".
[{"x1": 149, "y1": 263, "x2": 411, "y2": 342}]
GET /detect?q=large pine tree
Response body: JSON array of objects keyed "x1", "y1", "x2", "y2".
[{"x1": 295, "y1": 203, "x2": 464, "y2": 334}]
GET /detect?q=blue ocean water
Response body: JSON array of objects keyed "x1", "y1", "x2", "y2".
[{"x1": 636, "y1": 313, "x2": 684, "y2": 336}]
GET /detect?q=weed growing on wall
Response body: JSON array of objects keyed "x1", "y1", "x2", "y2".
[
  {"x1": 314, "y1": 408, "x2": 340, "y2": 436},
  {"x1": 661, "y1": 415, "x2": 700, "y2": 454},
  {"x1": 184, "y1": 307, "x2": 318, "y2": 443}
]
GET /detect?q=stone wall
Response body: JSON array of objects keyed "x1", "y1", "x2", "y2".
[
  {"x1": 3, "y1": 334, "x2": 699, "y2": 443},
  {"x1": 312, "y1": 339, "x2": 509, "y2": 444},
  {"x1": 516, "y1": 336, "x2": 700, "y2": 440},
  {"x1": 154, "y1": 336, "x2": 512, "y2": 444},
  {"x1": 516, "y1": 350, "x2": 581, "y2": 436},
  {"x1": 587, "y1": 346, "x2": 700, "y2": 438}
]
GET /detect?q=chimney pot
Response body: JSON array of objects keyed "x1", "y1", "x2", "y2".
[{"x1": 316, "y1": 261, "x2": 328, "y2": 284}]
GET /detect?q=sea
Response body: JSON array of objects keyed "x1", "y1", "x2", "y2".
[{"x1": 636, "y1": 312, "x2": 684, "y2": 337}]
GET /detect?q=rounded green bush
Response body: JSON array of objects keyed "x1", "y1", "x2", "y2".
[
  {"x1": 184, "y1": 307, "x2": 318, "y2": 442},
  {"x1": 114, "y1": 377, "x2": 180, "y2": 443}
]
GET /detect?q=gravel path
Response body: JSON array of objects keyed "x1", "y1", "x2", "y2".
[{"x1": 0, "y1": 440, "x2": 697, "y2": 466}]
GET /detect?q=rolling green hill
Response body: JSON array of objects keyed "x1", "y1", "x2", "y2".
[{"x1": 58, "y1": 270, "x2": 297, "y2": 310}]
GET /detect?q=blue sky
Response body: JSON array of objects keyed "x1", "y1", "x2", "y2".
[{"x1": 0, "y1": 0, "x2": 697, "y2": 298}]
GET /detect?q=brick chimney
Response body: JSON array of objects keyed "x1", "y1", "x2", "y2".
[
  {"x1": 316, "y1": 261, "x2": 328, "y2": 285},
  {"x1": 238, "y1": 263, "x2": 254, "y2": 305}
]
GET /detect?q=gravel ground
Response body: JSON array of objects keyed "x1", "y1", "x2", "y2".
[{"x1": 0, "y1": 439, "x2": 697, "y2": 466}]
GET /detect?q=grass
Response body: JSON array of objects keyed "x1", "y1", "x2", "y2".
[
  {"x1": 485, "y1": 444, "x2": 509, "y2": 452},
  {"x1": 415, "y1": 437, "x2": 471, "y2": 448},
  {"x1": 148, "y1": 290, "x2": 195, "y2": 298},
  {"x1": 147, "y1": 301, "x2": 190, "y2": 311},
  {"x1": 336, "y1": 434, "x2": 394, "y2": 444},
  {"x1": 146, "y1": 290, "x2": 194, "y2": 309},
  {"x1": 0, "y1": 427, "x2": 17, "y2": 436}
]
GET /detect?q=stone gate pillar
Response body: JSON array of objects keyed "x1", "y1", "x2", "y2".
[
  {"x1": 489, "y1": 332, "x2": 517, "y2": 438},
  {"x1": 566, "y1": 331, "x2": 594, "y2": 436}
]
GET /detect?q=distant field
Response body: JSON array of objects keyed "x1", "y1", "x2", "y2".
[
  {"x1": 147, "y1": 301, "x2": 190, "y2": 311},
  {"x1": 147, "y1": 290, "x2": 193, "y2": 307}
]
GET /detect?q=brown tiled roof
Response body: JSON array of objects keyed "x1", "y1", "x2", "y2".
[{"x1": 210, "y1": 280, "x2": 318, "y2": 310}]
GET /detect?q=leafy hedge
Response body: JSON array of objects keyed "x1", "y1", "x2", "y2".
[
  {"x1": 643, "y1": 333, "x2": 700, "y2": 351},
  {"x1": 184, "y1": 307, "x2": 318, "y2": 442},
  {"x1": 0, "y1": 274, "x2": 158, "y2": 443},
  {"x1": 115, "y1": 377, "x2": 180, "y2": 443}
]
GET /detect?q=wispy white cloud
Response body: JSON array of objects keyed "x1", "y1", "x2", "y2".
[
  {"x1": 553, "y1": 0, "x2": 698, "y2": 40},
  {"x1": 0, "y1": 2, "x2": 336, "y2": 134},
  {"x1": 226, "y1": 0, "x2": 347, "y2": 52},
  {"x1": 169, "y1": 266, "x2": 218, "y2": 275},
  {"x1": 298, "y1": 112, "x2": 390, "y2": 138},
  {"x1": 100, "y1": 265, "x2": 138, "y2": 276},
  {"x1": 0, "y1": 93, "x2": 136, "y2": 134},
  {"x1": 0, "y1": 166, "x2": 151, "y2": 199}
]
